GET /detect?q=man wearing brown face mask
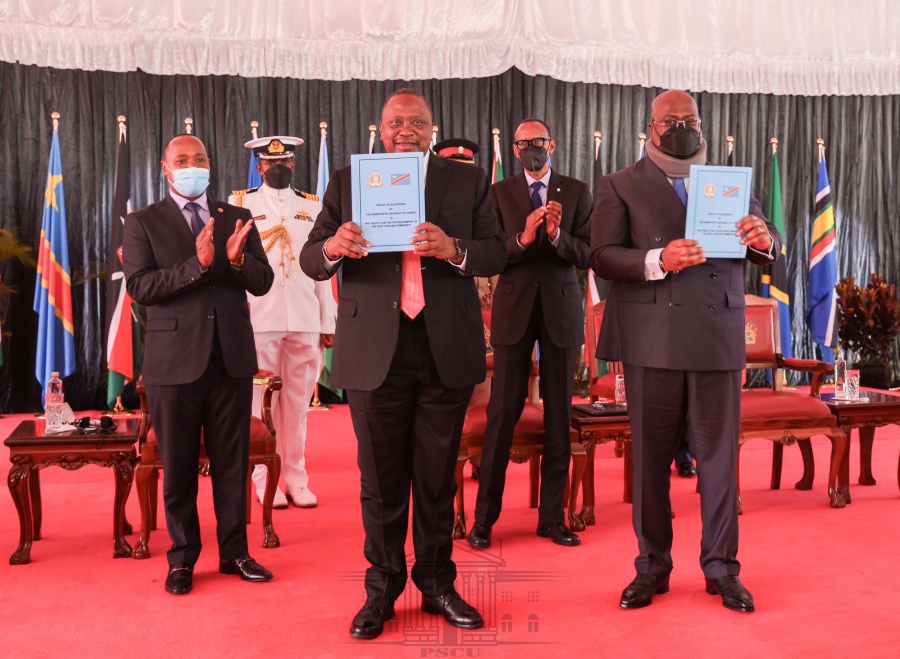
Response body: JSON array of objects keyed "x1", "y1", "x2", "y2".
[
  {"x1": 591, "y1": 90, "x2": 781, "y2": 614},
  {"x1": 229, "y1": 136, "x2": 336, "y2": 510}
]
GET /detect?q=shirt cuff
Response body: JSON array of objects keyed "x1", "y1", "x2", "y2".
[
  {"x1": 323, "y1": 239, "x2": 343, "y2": 269},
  {"x1": 645, "y1": 247, "x2": 667, "y2": 280},
  {"x1": 748, "y1": 235, "x2": 776, "y2": 260}
]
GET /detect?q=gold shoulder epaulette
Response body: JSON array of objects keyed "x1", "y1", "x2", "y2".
[
  {"x1": 294, "y1": 188, "x2": 319, "y2": 202},
  {"x1": 230, "y1": 187, "x2": 260, "y2": 208}
]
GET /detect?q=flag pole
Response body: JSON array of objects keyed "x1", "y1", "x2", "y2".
[
  {"x1": 638, "y1": 132, "x2": 646, "y2": 159},
  {"x1": 368, "y1": 124, "x2": 376, "y2": 154},
  {"x1": 250, "y1": 120, "x2": 258, "y2": 140},
  {"x1": 309, "y1": 119, "x2": 331, "y2": 411},
  {"x1": 431, "y1": 124, "x2": 438, "y2": 149},
  {"x1": 594, "y1": 130, "x2": 602, "y2": 162}
]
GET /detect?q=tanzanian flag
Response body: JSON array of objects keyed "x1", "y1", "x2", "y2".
[{"x1": 760, "y1": 142, "x2": 793, "y2": 359}]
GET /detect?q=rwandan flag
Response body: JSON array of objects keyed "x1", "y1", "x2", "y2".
[
  {"x1": 34, "y1": 121, "x2": 76, "y2": 400},
  {"x1": 760, "y1": 139, "x2": 793, "y2": 359},
  {"x1": 247, "y1": 121, "x2": 262, "y2": 188},
  {"x1": 805, "y1": 141, "x2": 838, "y2": 363}
]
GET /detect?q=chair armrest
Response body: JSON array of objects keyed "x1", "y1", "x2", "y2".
[
  {"x1": 780, "y1": 357, "x2": 835, "y2": 395},
  {"x1": 253, "y1": 371, "x2": 283, "y2": 434}
]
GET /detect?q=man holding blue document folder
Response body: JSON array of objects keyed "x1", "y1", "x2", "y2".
[
  {"x1": 299, "y1": 88, "x2": 506, "y2": 640},
  {"x1": 591, "y1": 89, "x2": 780, "y2": 614}
]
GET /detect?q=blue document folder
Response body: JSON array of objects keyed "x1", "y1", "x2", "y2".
[
  {"x1": 684, "y1": 165, "x2": 753, "y2": 258},
  {"x1": 350, "y1": 152, "x2": 426, "y2": 252}
]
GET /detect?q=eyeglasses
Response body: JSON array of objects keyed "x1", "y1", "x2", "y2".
[
  {"x1": 514, "y1": 137, "x2": 551, "y2": 150},
  {"x1": 652, "y1": 119, "x2": 701, "y2": 130}
]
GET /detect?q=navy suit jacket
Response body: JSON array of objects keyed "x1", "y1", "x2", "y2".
[
  {"x1": 299, "y1": 155, "x2": 507, "y2": 391},
  {"x1": 590, "y1": 156, "x2": 781, "y2": 372},
  {"x1": 123, "y1": 194, "x2": 273, "y2": 385}
]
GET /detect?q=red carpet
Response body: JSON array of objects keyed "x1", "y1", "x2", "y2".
[{"x1": 2, "y1": 401, "x2": 899, "y2": 657}]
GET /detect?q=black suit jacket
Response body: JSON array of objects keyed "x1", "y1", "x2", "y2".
[
  {"x1": 299, "y1": 155, "x2": 507, "y2": 391},
  {"x1": 489, "y1": 170, "x2": 592, "y2": 347},
  {"x1": 123, "y1": 194, "x2": 273, "y2": 385},
  {"x1": 590, "y1": 156, "x2": 781, "y2": 371}
]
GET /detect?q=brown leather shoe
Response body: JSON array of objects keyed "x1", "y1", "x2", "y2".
[
  {"x1": 350, "y1": 596, "x2": 395, "y2": 640},
  {"x1": 422, "y1": 590, "x2": 484, "y2": 629},
  {"x1": 619, "y1": 573, "x2": 670, "y2": 609},
  {"x1": 706, "y1": 575, "x2": 755, "y2": 612}
]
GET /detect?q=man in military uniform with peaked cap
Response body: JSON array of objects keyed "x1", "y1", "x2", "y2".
[{"x1": 229, "y1": 135, "x2": 336, "y2": 509}]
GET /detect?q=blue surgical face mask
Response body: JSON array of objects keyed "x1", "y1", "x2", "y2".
[{"x1": 165, "y1": 164, "x2": 210, "y2": 197}]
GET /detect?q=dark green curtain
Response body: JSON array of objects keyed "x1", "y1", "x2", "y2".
[{"x1": 1, "y1": 61, "x2": 898, "y2": 412}]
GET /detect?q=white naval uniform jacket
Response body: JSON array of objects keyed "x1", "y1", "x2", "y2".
[{"x1": 229, "y1": 184, "x2": 336, "y2": 334}]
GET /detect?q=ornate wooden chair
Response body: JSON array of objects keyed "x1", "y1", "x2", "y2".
[
  {"x1": 452, "y1": 309, "x2": 586, "y2": 539},
  {"x1": 738, "y1": 295, "x2": 847, "y2": 512},
  {"x1": 132, "y1": 372, "x2": 282, "y2": 559}
]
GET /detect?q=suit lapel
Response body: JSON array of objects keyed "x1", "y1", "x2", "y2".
[
  {"x1": 512, "y1": 171, "x2": 534, "y2": 221},
  {"x1": 162, "y1": 195, "x2": 197, "y2": 246},
  {"x1": 628, "y1": 158, "x2": 686, "y2": 235}
]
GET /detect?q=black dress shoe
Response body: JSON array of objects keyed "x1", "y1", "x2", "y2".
[
  {"x1": 218, "y1": 556, "x2": 273, "y2": 582},
  {"x1": 677, "y1": 462, "x2": 697, "y2": 477},
  {"x1": 536, "y1": 521, "x2": 581, "y2": 546},
  {"x1": 165, "y1": 563, "x2": 193, "y2": 595},
  {"x1": 466, "y1": 524, "x2": 492, "y2": 549},
  {"x1": 619, "y1": 573, "x2": 670, "y2": 609},
  {"x1": 422, "y1": 590, "x2": 484, "y2": 629},
  {"x1": 350, "y1": 596, "x2": 395, "y2": 640},
  {"x1": 706, "y1": 575, "x2": 755, "y2": 612}
]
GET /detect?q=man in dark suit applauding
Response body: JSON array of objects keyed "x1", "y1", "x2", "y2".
[
  {"x1": 591, "y1": 90, "x2": 781, "y2": 613},
  {"x1": 123, "y1": 134, "x2": 274, "y2": 595},
  {"x1": 299, "y1": 89, "x2": 506, "y2": 640},
  {"x1": 467, "y1": 119, "x2": 592, "y2": 550}
]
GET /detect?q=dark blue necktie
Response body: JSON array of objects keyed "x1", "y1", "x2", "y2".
[
  {"x1": 673, "y1": 178, "x2": 688, "y2": 207},
  {"x1": 185, "y1": 201, "x2": 205, "y2": 237},
  {"x1": 530, "y1": 180, "x2": 544, "y2": 210}
]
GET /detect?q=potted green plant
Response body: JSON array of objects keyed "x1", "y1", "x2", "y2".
[{"x1": 835, "y1": 273, "x2": 900, "y2": 388}]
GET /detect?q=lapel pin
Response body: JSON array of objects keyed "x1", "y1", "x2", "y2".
[
  {"x1": 556, "y1": 187, "x2": 561, "y2": 192},
  {"x1": 217, "y1": 207, "x2": 224, "y2": 213}
]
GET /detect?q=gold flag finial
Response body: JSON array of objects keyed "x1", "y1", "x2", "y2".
[
  {"x1": 51, "y1": 111, "x2": 60, "y2": 130},
  {"x1": 594, "y1": 130, "x2": 602, "y2": 140},
  {"x1": 727, "y1": 135, "x2": 734, "y2": 145},
  {"x1": 492, "y1": 127, "x2": 500, "y2": 138},
  {"x1": 184, "y1": 117, "x2": 193, "y2": 134},
  {"x1": 250, "y1": 120, "x2": 259, "y2": 138},
  {"x1": 320, "y1": 121, "x2": 328, "y2": 136}
]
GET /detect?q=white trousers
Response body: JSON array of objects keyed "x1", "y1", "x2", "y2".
[{"x1": 252, "y1": 331, "x2": 322, "y2": 491}]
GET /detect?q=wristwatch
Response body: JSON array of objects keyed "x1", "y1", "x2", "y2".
[{"x1": 447, "y1": 238, "x2": 465, "y2": 262}]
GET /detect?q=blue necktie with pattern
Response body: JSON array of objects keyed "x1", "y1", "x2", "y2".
[{"x1": 185, "y1": 201, "x2": 205, "y2": 237}]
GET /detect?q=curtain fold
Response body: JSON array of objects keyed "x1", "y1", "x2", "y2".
[
  {"x1": 1, "y1": 62, "x2": 898, "y2": 411},
  {"x1": 2, "y1": 0, "x2": 900, "y2": 95}
]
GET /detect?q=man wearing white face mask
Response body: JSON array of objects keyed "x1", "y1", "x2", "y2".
[{"x1": 123, "y1": 134, "x2": 275, "y2": 595}]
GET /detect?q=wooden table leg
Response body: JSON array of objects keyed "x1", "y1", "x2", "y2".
[
  {"x1": 567, "y1": 444, "x2": 586, "y2": 532},
  {"x1": 30, "y1": 469, "x2": 42, "y2": 540},
  {"x1": 858, "y1": 426, "x2": 876, "y2": 485},
  {"x1": 8, "y1": 463, "x2": 34, "y2": 565},
  {"x1": 133, "y1": 463, "x2": 153, "y2": 559},
  {"x1": 578, "y1": 442, "x2": 596, "y2": 526},
  {"x1": 829, "y1": 428, "x2": 848, "y2": 508},
  {"x1": 112, "y1": 457, "x2": 134, "y2": 558}
]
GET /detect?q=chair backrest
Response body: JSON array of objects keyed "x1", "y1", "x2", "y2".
[{"x1": 744, "y1": 294, "x2": 779, "y2": 367}]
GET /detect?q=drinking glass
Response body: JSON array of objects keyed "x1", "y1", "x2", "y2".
[{"x1": 846, "y1": 369, "x2": 860, "y2": 399}]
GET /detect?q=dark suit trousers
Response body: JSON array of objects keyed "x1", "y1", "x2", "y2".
[
  {"x1": 145, "y1": 351, "x2": 252, "y2": 566},
  {"x1": 475, "y1": 297, "x2": 577, "y2": 526},
  {"x1": 624, "y1": 363, "x2": 741, "y2": 580},
  {"x1": 347, "y1": 315, "x2": 474, "y2": 602}
]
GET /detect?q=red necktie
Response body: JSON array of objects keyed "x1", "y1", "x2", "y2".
[{"x1": 400, "y1": 250, "x2": 425, "y2": 319}]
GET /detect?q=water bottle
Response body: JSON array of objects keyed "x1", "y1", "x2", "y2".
[
  {"x1": 834, "y1": 352, "x2": 846, "y2": 397},
  {"x1": 45, "y1": 371, "x2": 64, "y2": 430}
]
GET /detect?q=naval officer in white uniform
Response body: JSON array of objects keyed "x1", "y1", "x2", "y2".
[{"x1": 229, "y1": 135, "x2": 336, "y2": 508}]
